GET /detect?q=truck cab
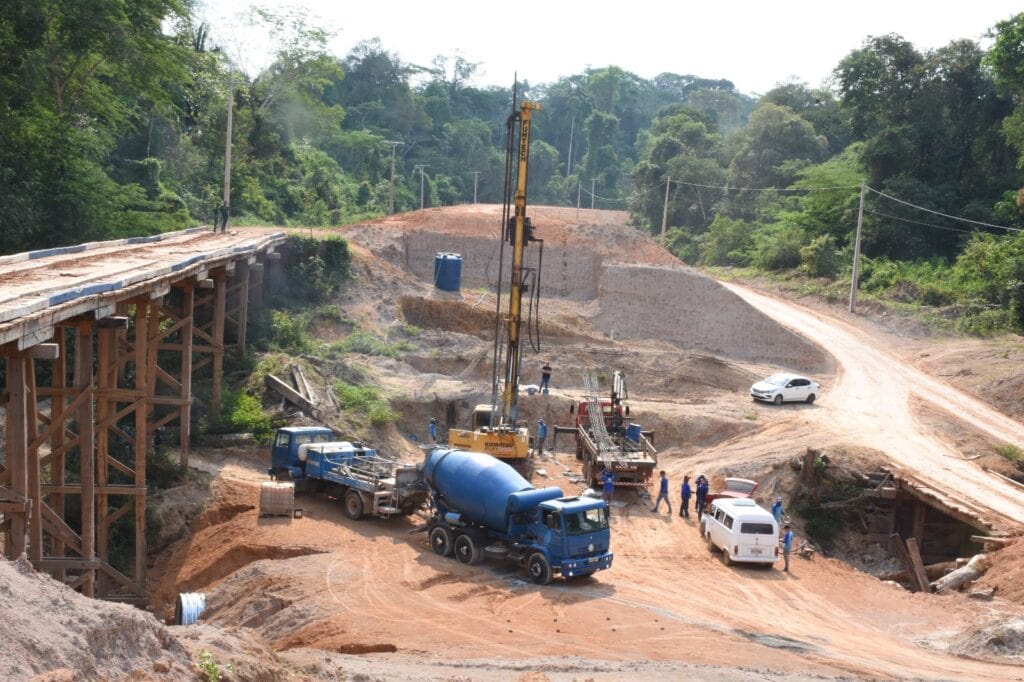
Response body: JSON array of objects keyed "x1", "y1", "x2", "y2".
[
  {"x1": 270, "y1": 426, "x2": 334, "y2": 480},
  {"x1": 527, "y1": 496, "x2": 613, "y2": 581}
]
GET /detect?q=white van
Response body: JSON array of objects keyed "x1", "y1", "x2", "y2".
[{"x1": 700, "y1": 498, "x2": 779, "y2": 567}]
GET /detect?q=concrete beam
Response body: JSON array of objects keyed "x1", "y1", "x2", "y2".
[
  {"x1": 150, "y1": 285, "x2": 170, "y2": 299},
  {"x1": 97, "y1": 316, "x2": 129, "y2": 329},
  {"x1": 198, "y1": 278, "x2": 214, "y2": 289}
]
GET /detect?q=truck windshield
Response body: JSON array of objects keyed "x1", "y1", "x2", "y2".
[
  {"x1": 295, "y1": 433, "x2": 332, "y2": 445},
  {"x1": 564, "y1": 507, "x2": 609, "y2": 535}
]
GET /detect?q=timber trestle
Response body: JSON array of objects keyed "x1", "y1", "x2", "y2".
[{"x1": 0, "y1": 228, "x2": 285, "y2": 601}]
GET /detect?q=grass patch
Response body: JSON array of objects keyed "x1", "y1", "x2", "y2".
[
  {"x1": 333, "y1": 380, "x2": 397, "y2": 426},
  {"x1": 329, "y1": 329, "x2": 411, "y2": 358},
  {"x1": 994, "y1": 443, "x2": 1022, "y2": 462}
]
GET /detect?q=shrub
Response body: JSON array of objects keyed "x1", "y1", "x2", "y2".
[
  {"x1": 699, "y1": 216, "x2": 754, "y2": 266},
  {"x1": 800, "y1": 235, "x2": 842, "y2": 278},
  {"x1": 330, "y1": 329, "x2": 411, "y2": 358},
  {"x1": 994, "y1": 443, "x2": 1022, "y2": 462},
  {"x1": 751, "y1": 223, "x2": 805, "y2": 271},
  {"x1": 215, "y1": 389, "x2": 274, "y2": 444},
  {"x1": 333, "y1": 381, "x2": 397, "y2": 426},
  {"x1": 266, "y1": 310, "x2": 310, "y2": 352}
]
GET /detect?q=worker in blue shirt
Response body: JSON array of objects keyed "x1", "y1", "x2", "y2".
[
  {"x1": 428, "y1": 417, "x2": 438, "y2": 443},
  {"x1": 679, "y1": 475, "x2": 692, "y2": 518},
  {"x1": 781, "y1": 524, "x2": 795, "y2": 573},
  {"x1": 695, "y1": 475, "x2": 709, "y2": 518},
  {"x1": 651, "y1": 470, "x2": 672, "y2": 514},
  {"x1": 533, "y1": 418, "x2": 548, "y2": 456},
  {"x1": 772, "y1": 496, "x2": 785, "y2": 523},
  {"x1": 601, "y1": 467, "x2": 615, "y2": 504}
]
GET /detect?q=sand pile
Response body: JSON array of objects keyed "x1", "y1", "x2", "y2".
[{"x1": 0, "y1": 556, "x2": 193, "y2": 680}]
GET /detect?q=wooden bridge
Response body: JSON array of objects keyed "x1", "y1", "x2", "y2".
[{"x1": 0, "y1": 227, "x2": 286, "y2": 601}]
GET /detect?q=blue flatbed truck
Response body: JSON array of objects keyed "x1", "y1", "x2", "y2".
[
  {"x1": 269, "y1": 426, "x2": 429, "y2": 519},
  {"x1": 422, "y1": 447, "x2": 613, "y2": 585}
]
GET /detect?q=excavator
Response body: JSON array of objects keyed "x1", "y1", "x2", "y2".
[{"x1": 448, "y1": 89, "x2": 542, "y2": 476}]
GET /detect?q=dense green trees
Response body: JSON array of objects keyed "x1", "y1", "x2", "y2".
[{"x1": 3, "y1": 4, "x2": 1024, "y2": 332}]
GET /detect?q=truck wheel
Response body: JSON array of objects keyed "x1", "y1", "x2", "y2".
[
  {"x1": 429, "y1": 526, "x2": 453, "y2": 557},
  {"x1": 706, "y1": 533, "x2": 715, "y2": 553},
  {"x1": 526, "y1": 552, "x2": 552, "y2": 586},
  {"x1": 343, "y1": 490, "x2": 365, "y2": 520},
  {"x1": 453, "y1": 534, "x2": 482, "y2": 565},
  {"x1": 722, "y1": 547, "x2": 733, "y2": 566}
]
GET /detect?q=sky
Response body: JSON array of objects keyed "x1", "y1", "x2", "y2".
[{"x1": 200, "y1": 1, "x2": 1023, "y2": 95}]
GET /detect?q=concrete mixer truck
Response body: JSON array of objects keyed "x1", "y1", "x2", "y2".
[{"x1": 422, "y1": 448, "x2": 613, "y2": 585}]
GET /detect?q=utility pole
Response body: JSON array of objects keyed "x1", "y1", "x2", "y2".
[
  {"x1": 414, "y1": 164, "x2": 428, "y2": 209},
  {"x1": 576, "y1": 180, "x2": 582, "y2": 222},
  {"x1": 386, "y1": 140, "x2": 403, "y2": 214},
  {"x1": 472, "y1": 171, "x2": 481, "y2": 204},
  {"x1": 565, "y1": 117, "x2": 574, "y2": 178},
  {"x1": 849, "y1": 180, "x2": 867, "y2": 314},
  {"x1": 590, "y1": 178, "x2": 595, "y2": 209},
  {"x1": 660, "y1": 176, "x2": 671, "y2": 240},
  {"x1": 222, "y1": 67, "x2": 234, "y2": 218}
]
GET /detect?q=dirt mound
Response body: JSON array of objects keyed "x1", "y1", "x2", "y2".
[
  {"x1": 952, "y1": 617, "x2": 1024, "y2": 662},
  {"x1": 974, "y1": 537, "x2": 1024, "y2": 602},
  {"x1": 0, "y1": 556, "x2": 193, "y2": 679}
]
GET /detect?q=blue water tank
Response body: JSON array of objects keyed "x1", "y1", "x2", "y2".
[
  {"x1": 626, "y1": 423, "x2": 642, "y2": 444},
  {"x1": 434, "y1": 252, "x2": 462, "y2": 291}
]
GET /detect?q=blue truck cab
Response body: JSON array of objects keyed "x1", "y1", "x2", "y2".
[
  {"x1": 423, "y1": 448, "x2": 613, "y2": 584},
  {"x1": 270, "y1": 426, "x2": 334, "y2": 483}
]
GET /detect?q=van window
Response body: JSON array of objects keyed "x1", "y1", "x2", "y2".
[
  {"x1": 723, "y1": 515, "x2": 734, "y2": 529},
  {"x1": 715, "y1": 509, "x2": 725, "y2": 523},
  {"x1": 740, "y1": 522, "x2": 775, "y2": 534}
]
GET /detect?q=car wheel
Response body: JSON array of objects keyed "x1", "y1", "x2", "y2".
[
  {"x1": 773, "y1": 394, "x2": 783, "y2": 406},
  {"x1": 806, "y1": 393, "x2": 816, "y2": 404},
  {"x1": 429, "y1": 526, "x2": 454, "y2": 557},
  {"x1": 706, "y1": 533, "x2": 715, "y2": 553},
  {"x1": 722, "y1": 547, "x2": 733, "y2": 566}
]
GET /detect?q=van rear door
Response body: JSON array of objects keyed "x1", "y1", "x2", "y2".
[{"x1": 738, "y1": 520, "x2": 776, "y2": 560}]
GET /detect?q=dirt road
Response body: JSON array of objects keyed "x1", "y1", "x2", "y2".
[{"x1": 722, "y1": 282, "x2": 1024, "y2": 529}]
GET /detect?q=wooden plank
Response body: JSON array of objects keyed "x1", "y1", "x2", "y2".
[
  {"x1": 265, "y1": 374, "x2": 318, "y2": 414},
  {"x1": 890, "y1": 534, "x2": 929, "y2": 593},
  {"x1": 984, "y1": 467, "x2": 1024, "y2": 492},
  {"x1": 0, "y1": 501, "x2": 28, "y2": 513},
  {"x1": 211, "y1": 268, "x2": 226, "y2": 417},
  {"x1": 5, "y1": 355, "x2": 28, "y2": 559},
  {"x1": 863, "y1": 487, "x2": 899, "y2": 500},
  {"x1": 40, "y1": 503, "x2": 83, "y2": 555},
  {"x1": 33, "y1": 558, "x2": 101, "y2": 571},
  {"x1": 912, "y1": 500, "x2": 926, "y2": 542},
  {"x1": 26, "y1": 354, "x2": 42, "y2": 562},
  {"x1": 969, "y1": 535, "x2": 1013, "y2": 546},
  {"x1": 905, "y1": 537, "x2": 931, "y2": 593},
  {"x1": 43, "y1": 485, "x2": 147, "y2": 495}
]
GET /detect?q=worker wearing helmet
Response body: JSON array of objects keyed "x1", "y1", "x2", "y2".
[
  {"x1": 533, "y1": 418, "x2": 548, "y2": 456},
  {"x1": 772, "y1": 496, "x2": 785, "y2": 524},
  {"x1": 428, "y1": 417, "x2": 438, "y2": 443}
]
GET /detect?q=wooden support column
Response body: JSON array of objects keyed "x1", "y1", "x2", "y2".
[
  {"x1": 95, "y1": 324, "x2": 114, "y2": 592},
  {"x1": 132, "y1": 300, "x2": 148, "y2": 587},
  {"x1": 211, "y1": 268, "x2": 227, "y2": 418},
  {"x1": 4, "y1": 354, "x2": 28, "y2": 559},
  {"x1": 50, "y1": 329, "x2": 68, "y2": 581},
  {"x1": 180, "y1": 282, "x2": 194, "y2": 469},
  {"x1": 25, "y1": 355, "x2": 41, "y2": 562},
  {"x1": 268, "y1": 252, "x2": 283, "y2": 301},
  {"x1": 235, "y1": 261, "x2": 250, "y2": 354},
  {"x1": 250, "y1": 262, "x2": 264, "y2": 322},
  {"x1": 75, "y1": 321, "x2": 96, "y2": 597},
  {"x1": 912, "y1": 500, "x2": 926, "y2": 542}
]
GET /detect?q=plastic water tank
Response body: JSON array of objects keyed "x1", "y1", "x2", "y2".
[
  {"x1": 625, "y1": 423, "x2": 642, "y2": 444},
  {"x1": 175, "y1": 592, "x2": 206, "y2": 625},
  {"x1": 434, "y1": 252, "x2": 462, "y2": 292}
]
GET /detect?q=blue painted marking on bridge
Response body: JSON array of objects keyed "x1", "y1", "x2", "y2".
[
  {"x1": 47, "y1": 281, "x2": 123, "y2": 306},
  {"x1": 126, "y1": 235, "x2": 162, "y2": 245},
  {"x1": 170, "y1": 255, "x2": 206, "y2": 272},
  {"x1": 28, "y1": 244, "x2": 88, "y2": 260}
]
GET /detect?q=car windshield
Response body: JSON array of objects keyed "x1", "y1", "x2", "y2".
[
  {"x1": 725, "y1": 479, "x2": 757, "y2": 494},
  {"x1": 564, "y1": 507, "x2": 609, "y2": 535},
  {"x1": 740, "y1": 522, "x2": 775, "y2": 535},
  {"x1": 764, "y1": 374, "x2": 789, "y2": 386}
]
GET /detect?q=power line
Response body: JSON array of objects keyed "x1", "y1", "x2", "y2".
[
  {"x1": 670, "y1": 178, "x2": 861, "y2": 193},
  {"x1": 868, "y1": 186, "x2": 1021, "y2": 233},
  {"x1": 866, "y1": 209, "x2": 982, "y2": 236}
]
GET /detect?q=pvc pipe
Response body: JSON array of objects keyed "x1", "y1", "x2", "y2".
[{"x1": 175, "y1": 592, "x2": 206, "y2": 625}]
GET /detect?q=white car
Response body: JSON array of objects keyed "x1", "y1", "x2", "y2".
[{"x1": 750, "y1": 373, "x2": 820, "y2": 405}]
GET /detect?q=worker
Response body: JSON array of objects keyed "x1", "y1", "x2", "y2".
[
  {"x1": 534, "y1": 418, "x2": 548, "y2": 456},
  {"x1": 601, "y1": 467, "x2": 615, "y2": 504},
  {"x1": 428, "y1": 417, "x2": 438, "y2": 443},
  {"x1": 695, "y1": 475, "x2": 709, "y2": 518},
  {"x1": 772, "y1": 496, "x2": 785, "y2": 523},
  {"x1": 651, "y1": 470, "x2": 672, "y2": 515},
  {"x1": 679, "y1": 475, "x2": 692, "y2": 518},
  {"x1": 540, "y1": 362, "x2": 552, "y2": 394},
  {"x1": 781, "y1": 524, "x2": 795, "y2": 573}
]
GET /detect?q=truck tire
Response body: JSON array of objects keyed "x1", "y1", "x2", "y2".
[
  {"x1": 722, "y1": 547, "x2": 733, "y2": 566},
  {"x1": 526, "y1": 552, "x2": 552, "y2": 586},
  {"x1": 429, "y1": 526, "x2": 454, "y2": 557},
  {"x1": 343, "y1": 490, "x2": 365, "y2": 520},
  {"x1": 453, "y1": 534, "x2": 482, "y2": 565}
]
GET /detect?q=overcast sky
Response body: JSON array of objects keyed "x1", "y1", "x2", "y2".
[{"x1": 200, "y1": 1, "x2": 1023, "y2": 95}]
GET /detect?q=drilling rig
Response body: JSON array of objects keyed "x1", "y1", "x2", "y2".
[{"x1": 448, "y1": 91, "x2": 542, "y2": 476}]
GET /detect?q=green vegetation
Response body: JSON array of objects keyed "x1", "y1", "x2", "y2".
[
  {"x1": 196, "y1": 650, "x2": 232, "y2": 682},
  {"x1": 4, "y1": 2, "x2": 1024, "y2": 332},
  {"x1": 994, "y1": 443, "x2": 1023, "y2": 463},
  {"x1": 329, "y1": 329, "x2": 412, "y2": 358},
  {"x1": 333, "y1": 380, "x2": 397, "y2": 426}
]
